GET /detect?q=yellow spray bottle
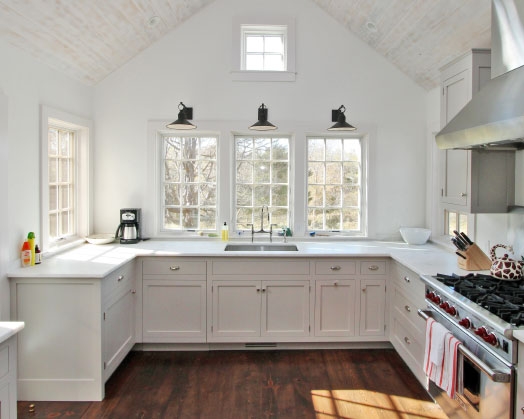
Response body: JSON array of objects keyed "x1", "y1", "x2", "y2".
[{"x1": 27, "y1": 232, "x2": 36, "y2": 266}]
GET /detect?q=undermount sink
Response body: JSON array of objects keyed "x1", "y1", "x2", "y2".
[{"x1": 224, "y1": 243, "x2": 299, "y2": 252}]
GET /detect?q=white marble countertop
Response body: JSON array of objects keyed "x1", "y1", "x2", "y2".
[
  {"x1": 0, "y1": 322, "x2": 24, "y2": 344},
  {"x1": 8, "y1": 239, "x2": 473, "y2": 279}
]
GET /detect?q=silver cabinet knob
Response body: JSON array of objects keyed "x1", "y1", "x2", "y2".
[
  {"x1": 405, "y1": 305, "x2": 411, "y2": 312},
  {"x1": 170, "y1": 266, "x2": 180, "y2": 271},
  {"x1": 403, "y1": 276, "x2": 410, "y2": 283},
  {"x1": 368, "y1": 265, "x2": 379, "y2": 271},
  {"x1": 330, "y1": 265, "x2": 341, "y2": 271},
  {"x1": 460, "y1": 192, "x2": 467, "y2": 197},
  {"x1": 404, "y1": 337, "x2": 411, "y2": 345},
  {"x1": 117, "y1": 275, "x2": 124, "y2": 282}
]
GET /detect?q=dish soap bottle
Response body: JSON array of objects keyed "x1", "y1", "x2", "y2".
[
  {"x1": 221, "y1": 222, "x2": 229, "y2": 241},
  {"x1": 21, "y1": 241, "x2": 31, "y2": 267},
  {"x1": 27, "y1": 232, "x2": 36, "y2": 266}
]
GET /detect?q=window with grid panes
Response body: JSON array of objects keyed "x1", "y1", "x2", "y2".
[
  {"x1": 161, "y1": 135, "x2": 217, "y2": 231},
  {"x1": 48, "y1": 126, "x2": 75, "y2": 241},
  {"x1": 307, "y1": 137, "x2": 362, "y2": 232},
  {"x1": 241, "y1": 25, "x2": 287, "y2": 71},
  {"x1": 235, "y1": 136, "x2": 290, "y2": 230}
]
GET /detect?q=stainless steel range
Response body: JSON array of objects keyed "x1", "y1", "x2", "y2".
[{"x1": 420, "y1": 272, "x2": 520, "y2": 419}]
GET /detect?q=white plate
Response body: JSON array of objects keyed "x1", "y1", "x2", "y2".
[{"x1": 85, "y1": 234, "x2": 116, "y2": 245}]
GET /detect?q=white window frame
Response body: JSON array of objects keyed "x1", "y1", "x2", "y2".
[
  {"x1": 233, "y1": 134, "x2": 292, "y2": 232},
  {"x1": 40, "y1": 106, "x2": 92, "y2": 253},
  {"x1": 159, "y1": 133, "x2": 219, "y2": 233},
  {"x1": 241, "y1": 25, "x2": 287, "y2": 71},
  {"x1": 231, "y1": 15, "x2": 296, "y2": 82},
  {"x1": 305, "y1": 135, "x2": 367, "y2": 237}
]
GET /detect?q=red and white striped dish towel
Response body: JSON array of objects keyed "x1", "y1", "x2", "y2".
[{"x1": 423, "y1": 317, "x2": 461, "y2": 399}]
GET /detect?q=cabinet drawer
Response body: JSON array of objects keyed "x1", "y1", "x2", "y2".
[
  {"x1": 360, "y1": 260, "x2": 386, "y2": 275},
  {"x1": 143, "y1": 259, "x2": 207, "y2": 275},
  {"x1": 393, "y1": 287, "x2": 425, "y2": 341},
  {"x1": 102, "y1": 262, "x2": 135, "y2": 298},
  {"x1": 393, "y1": 264, "x2": 425, "y2": 299},
  {"x1": 212, "y1": 260, "x2": 309, "y2": 276},
  {"x1": 392, "y1": 316, "x2": 424, "y2": 366},
  {"x1": 315, "y1": 260, "x2": 356, "y2": 275}
]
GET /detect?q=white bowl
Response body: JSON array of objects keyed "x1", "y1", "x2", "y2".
[
  {"x1": 399, "y1": 227, "x2": 431, "y2": 245},
  {"x1": 85, "y1": 233, "x2": 115, "y2": 245}
]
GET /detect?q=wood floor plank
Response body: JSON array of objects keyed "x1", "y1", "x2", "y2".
[{"x1": 18, "y1": 349, "x2": 447, "y2": 419}]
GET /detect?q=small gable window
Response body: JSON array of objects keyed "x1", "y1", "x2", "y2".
[{"x1": 232, "y1": 16, "x2": 295, "y2": 82}]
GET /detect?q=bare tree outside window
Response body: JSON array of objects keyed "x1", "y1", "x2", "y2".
[
  {"x1": 235, "y1": 136, "x2": 290, "y2": 231},
  {"x1": 307, "y1": 138, "x2": 361, "y2": 232},
  {"x1": 162, "y1": 135, "x2": 217, "y2": 231}
]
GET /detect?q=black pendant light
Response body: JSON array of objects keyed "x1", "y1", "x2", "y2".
[
  {"x1": 249, "y1": 103, "x2": 277, "y2": 131},
  {"x1": 328, "y1": 105, "x2": 356, "y2": 131},
  {"x1": 166, "y1": 102, "x2": 196, "y2": 130}
]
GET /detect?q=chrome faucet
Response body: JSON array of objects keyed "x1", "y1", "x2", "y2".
[{"x1": 249, "y1": 205, "x2": 278, "y2": 242}]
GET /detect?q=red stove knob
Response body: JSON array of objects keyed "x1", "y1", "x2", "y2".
[
  {"x1": 446, "y1": 306, "x2": 457, "y2": 316},
  {"x1": 439, "y1": 301, "x2": 450, "y2": 310},
  {"x1": 458, "y1": 318, "x2": 471, "y2": 328},
  {"x1": 474, "y1": 326, "x2": 488, "y2": 338},
  {"x1": 433, "y1": 295, "x2": 442, "y2": 304},
  {"x1": 483, "y1": 333, "x2": 498, "y2": 347},
  {"x1": 426, "y1": 291, "x2": 435, "y2": 300}
]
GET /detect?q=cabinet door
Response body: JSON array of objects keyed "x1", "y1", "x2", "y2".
[
  {"x1": 103, "y1": 280, "x2": 136, "y2": 381},
  {"x1": 143, "y1": 279, "x2": 206, "y2": 342},
  {"x1": 359, "y1": 279, "x2": 385, "y2": 336},
  {"x1": 314, "y1": 279, "x2": 356, "y2": 337},
  {"x1": 262, "y1": 280, "x2": 310, "y2": 337},
  {"x1": 211, "y1": 280, "x2": 261, "y2": 337}
]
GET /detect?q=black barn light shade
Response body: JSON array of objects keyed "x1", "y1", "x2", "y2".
[
  {"x1": 328, "y1": 105, "x2": 356, "y2": 131},
  {"x1": 166, "y1": 102, "x2": 196, "y2": 130},
  {"x1": 249, "y1": 103, "x2": 277, "y2": 131}
]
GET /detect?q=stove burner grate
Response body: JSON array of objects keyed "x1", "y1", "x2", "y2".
[{"x1": 433, "y1": 273, "x2": 524, "y2": 326}]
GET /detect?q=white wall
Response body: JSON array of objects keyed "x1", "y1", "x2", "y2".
[
  {"x1": 0, "y1": 40, "x2": 93, "y2": 319},
  {"x1": 93, "y1": 0, "x2": 428, "y2": 239}
]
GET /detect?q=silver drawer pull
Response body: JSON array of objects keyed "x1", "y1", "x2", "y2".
[
  {"x1": 131, "y1": 289, "x2": 136, "y2": 294},
  {"x1": 404, "y1": 337, "x2": 411, "y2": 345},
  {"x1": 117, "y1": 275, "x2": 124, "y2": 282},
  {"x1": 170, "y1": 266, "x2": 180, "y2": 271},
  {"x1": 405, "y1": 305, "x2": 411, "y2": 312},
  {"x1": 334, "y1": 281, "x2": 338, "y2": 286},
  {"x1": 404, "y1": 276, "x2": 410, "y2": 283},
  {"x1": 330, "y1": 266, "x2": 341, "y2": 271},
  {"x1": 368, "y1": 265, "x2": 379, "y2": 271}
]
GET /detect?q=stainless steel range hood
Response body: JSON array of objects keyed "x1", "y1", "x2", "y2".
[{"x1": 436, "y1": 0, "x2": 524, "y2": 150}]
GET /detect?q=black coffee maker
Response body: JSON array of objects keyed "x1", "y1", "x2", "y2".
[{"x1": 115, "y1": 208, "x2": 141, "y2": 244}]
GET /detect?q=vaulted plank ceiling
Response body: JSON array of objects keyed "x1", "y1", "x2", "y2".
[{"x1": 0, "y1": 0, "x2": 491, "y2": 90}]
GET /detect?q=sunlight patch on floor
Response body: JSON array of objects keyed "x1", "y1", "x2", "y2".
[{"x1": 311, "y1": 389, "x2": 447, "y2": 419}]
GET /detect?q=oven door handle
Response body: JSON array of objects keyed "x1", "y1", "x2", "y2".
[{"x1": 417, "y1": 309, "x2": 511, "y2": 383}]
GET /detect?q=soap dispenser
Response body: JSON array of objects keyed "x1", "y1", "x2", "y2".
[{"x1": 221, "y1": 222, "x2": 229, "y2": 241}]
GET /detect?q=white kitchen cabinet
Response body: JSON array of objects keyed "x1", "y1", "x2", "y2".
[
  {"x1": 314, "y1": 279, "x2": 356, "y2": 337},
  {"x1": 389, "y1": 261, "x2": 427, "y2": 385},
  {"x1": 210, "y1": 279, "x2": 310, "y2": 339},
  {"x1": 10, "y1": 260, "x2": 136, "y2": 401},
  {"x1": 439, "y1": 49, "x2": 515, "y2": 213},
  {"x1": 313, "y1": 259, "x2": 387, "y2": 340},
  {"x1": 142, "y1": 258, "x2": 207, "y2": 342},
  {"x1": 0, "y1": 327, "x2": 21, "y2": 419},
  {"x1": 359, "y1": 279, "x2": 386, "y2": 336},
  {"x1": 208, "y1": 259, "x2": 311, "y2": 342},
  {"x1": 102, "y1": 266, "x2": 136, "y2": 381}
]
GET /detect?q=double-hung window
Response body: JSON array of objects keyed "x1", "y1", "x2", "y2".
[
  {"x1": 41, "y1": 106, "x2": 91, "y2": 251},
  {"x1": 307, "y1": 137, "x2": 364, "y2": 234},
  {"x1": 234, "y1": 135, "x2": 290, "y2": 230},
  {"x1": 161, "y1": 134, "x2": 217, "y2": 231}
]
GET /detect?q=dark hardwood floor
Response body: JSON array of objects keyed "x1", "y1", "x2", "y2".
[{"x1": 18, "y1": 349, "x2": 447, "y2": 419}]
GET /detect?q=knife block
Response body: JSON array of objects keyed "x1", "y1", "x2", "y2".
[{"x1": 457, "y1": 243, "x2": 491, "y2": 271}]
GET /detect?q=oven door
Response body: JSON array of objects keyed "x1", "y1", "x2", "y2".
[{"x1": 419, "y1": 309, "x2": 514, "y2": 419}]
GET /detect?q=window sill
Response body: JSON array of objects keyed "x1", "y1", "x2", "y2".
[{"x1": 231, "y1": 70, "x2": 296, "y2": 82}]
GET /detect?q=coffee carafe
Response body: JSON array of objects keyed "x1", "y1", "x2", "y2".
[{"x1": 115, "y1": 208, "x2": 141, "y2": 244}]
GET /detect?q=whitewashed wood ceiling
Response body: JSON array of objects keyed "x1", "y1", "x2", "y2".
[{"x1": 0, "y1": 0, "x2": 491, "y2": 90}]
